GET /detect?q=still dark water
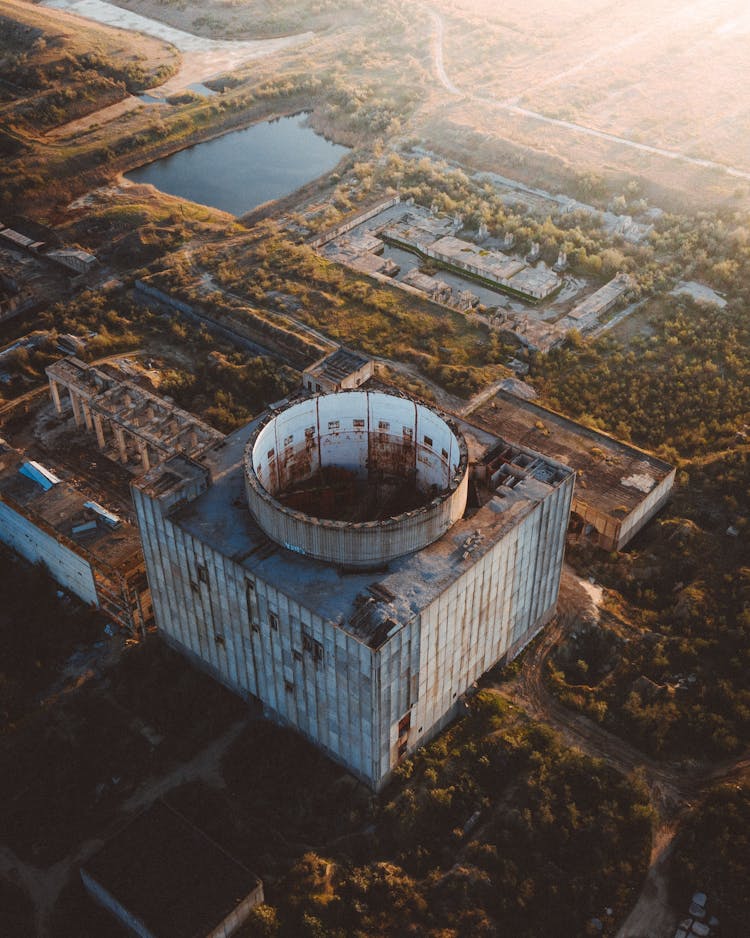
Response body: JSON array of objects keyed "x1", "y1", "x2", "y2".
[{"x1": 125, "y1": 113, "x2": 349, "y2": 215}]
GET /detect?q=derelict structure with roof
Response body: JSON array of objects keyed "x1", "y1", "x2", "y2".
[{"x1": 132, "y1": 389, "x2": 575, "y2": 790}]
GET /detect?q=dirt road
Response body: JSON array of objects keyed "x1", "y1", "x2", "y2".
[
  {"x1": 427, "y1": 8, "x2": 750, "y2": 184},
  {"x1": 491, "y1": 566, "x2": 750, "y2": 938}
]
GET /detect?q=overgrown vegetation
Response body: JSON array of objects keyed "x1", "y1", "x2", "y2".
[
  {"x1": 154, "y1": 221, "x2": 512, "y2": 397},
  {"x1": 530, "y1": 295, "x2": 750, "y2": 761},
  {"x1": 208, "y1": 693, "x2": 654, "y2": 938},
  {"x1": 533, "y1": 297, "x2": 750, "y2": 459},
  {"x1": 669, "y1": 783, "x2": 750, "y2": 938},
  {"x1": 156, "y1": 349, "x2": 297, "y2": 432},
  {"x1": 0, "y1": 549, "x2": 101, "y2": 729}
]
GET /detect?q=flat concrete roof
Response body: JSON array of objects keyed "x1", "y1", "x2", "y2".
[
  {"x1": 165, "y1": 407, "x2": 573, "y2": 648},
  {"x1": 304, "y1": 347, "x2": 370, "y2": 383},
  {"x1": 82, "y1": 801, "x2": 261, "y2": 938},
  {"x1": 0, "y1": 443, "x2": 142, "y2": 572},
  {"x1": 470, "y1": 391, "x2": 673, "y2": 521}
]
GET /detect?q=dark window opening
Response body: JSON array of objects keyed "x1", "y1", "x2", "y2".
[
  {"x1": 197, "y1": 563, "x2": 208, "y2": 585},
  {"x1": 293, "y1": 649, "x2": 303, "y2": 663},
  {"x1": 398, "y1": 740, "x2": 408, "y2": 758},
  {"x1": 398, "y1": 713, "x2": 411, "y2": 738},
  {"x1": 246, "y1": 581, "x2": 258, "y2": 628},
  {"x1": 189, "y1": 579, "x2": 199, "y2": 594},
  {"x1": 284, "y1": 680, "x2": 294, "y2": 694},
  {"x1": 303, "y1": 630, "x2": 324, "y2": 664},
  {"x1": 423, "y1": 435, "x2": 433, "y2": 448},
  {"x1": 269, "y1": 611, "x2": 279, "y2": 631},
  {"x1": 214, "y1": 633, "x2": 225, "y2": 646}
]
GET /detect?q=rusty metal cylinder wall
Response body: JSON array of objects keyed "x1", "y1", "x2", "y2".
[{"x1": 244, "y1": 391, "x2": 469, "y2": 567}]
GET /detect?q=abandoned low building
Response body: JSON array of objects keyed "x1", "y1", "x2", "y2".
[
  {"x1": 0, "y1": 440, "x2": 151, "y2": 632},
  {"x1": 132, "y1": 389, "x2": 575, "y2": 790},
  {"x1": 471, "y1": 390, "x2": 675, "y2": 551},
  {"x1": 302, "y1": 347, "x2": 375, "y2": 394},
  {"x1": 81, "y1": 800, "x2": 264, "y2": 938}
]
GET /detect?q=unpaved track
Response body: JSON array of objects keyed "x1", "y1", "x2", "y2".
[
  {"x1": 427, "y1": 7, "x2": 750, "y2": 183},
  {"x1": 492, "y1": 567, "x2": 750, "y2": 938}
]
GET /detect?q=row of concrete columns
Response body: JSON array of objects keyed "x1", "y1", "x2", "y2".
[{"x1": 50, "y1": 378, "x2": 153, "y2": 471}]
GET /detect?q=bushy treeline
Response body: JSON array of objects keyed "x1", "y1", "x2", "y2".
[
  {"x1": 670, "y1": 783, "x2": 750, "y2": 937},
  {"x1": 236, "y1": 693, "x2": 653, "y2": 938}
]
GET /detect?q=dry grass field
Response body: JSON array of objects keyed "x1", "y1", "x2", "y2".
[
  {"x1": 425, "y1": 0, "x2": 750, "y2": 205},
  {"x1": 0, "y1": 0, "x2": 179, "y2": 89}
]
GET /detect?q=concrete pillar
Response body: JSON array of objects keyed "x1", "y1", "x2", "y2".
[
  {"x1": 114, "y1": 426, "x2": 128, "y2": 463},
  {"x1": 138, "y1": 441, "x2": 150, "y2": 472},
  {"x1": 81, "y1": 400, "x2": 93, "y2": 433},
  {"x1": 93, "y1": 414, "x2": 106, "y2": 451},
  {"x1": 49, "y1": 379, "x2": 62, "y2": 414},
  {"x1": 69, "y1": 389, "x2": 82, "y2": 427}
]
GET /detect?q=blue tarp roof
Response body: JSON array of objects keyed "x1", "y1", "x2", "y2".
[{"x1": 19, "y1": 460, "x2": 61, "y2": 491}]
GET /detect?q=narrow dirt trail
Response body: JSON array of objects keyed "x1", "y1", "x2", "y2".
[
  {"x1": 427, "y1": 7, "x2": 750, "y2": 183},
  {"x1": 490, "y1": 566, "x2": 750, "y2": 938}
]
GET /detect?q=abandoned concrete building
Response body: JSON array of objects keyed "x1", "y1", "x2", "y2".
[
  {"x1": 132, "y1": 389, "x2": 575, "y2": 790},
  {"x1": 0, "y1": 440, "x2": 151, "y2": 632},
  {"x1": 302, "y1": 347, "x2": 375, "y2": 394},
  {"x1": 46, "y1": 357, "x2": 223, "y2": 472},
  {"x1": 471, "y1": 390, "x2": 675, "y2": 551}
]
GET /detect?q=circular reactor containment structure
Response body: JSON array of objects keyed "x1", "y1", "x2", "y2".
[{"x1": 244, "y1": 390, "x2": 469, "y2": 568}]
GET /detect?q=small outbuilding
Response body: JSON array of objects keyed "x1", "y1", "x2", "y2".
[
  {"x1": 81, "y1": 801, "x2": 264, "y2": 938},
  {"x1": 302, "y1": 346, "x2": 374, "y2": 393}
]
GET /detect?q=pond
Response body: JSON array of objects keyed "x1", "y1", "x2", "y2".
[{"x1": 125, "y1": 113, "x2": 350, "y2": 216}]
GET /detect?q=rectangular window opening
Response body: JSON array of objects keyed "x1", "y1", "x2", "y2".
[
  {"x1": 423, "y1": 435, "x2": 433, "y2": 448},
  {"x1": 269, "y1": 611, "x2": 279, "y2": 631},
  {"x1": 303, "y1": 630, "x2": 324, "y2": 664},
  {"x1": 398, "y1": 713, "x2": 411, "y2": 738}
]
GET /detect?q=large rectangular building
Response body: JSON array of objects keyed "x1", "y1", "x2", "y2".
[{"x1": 132, "y1": 390, "x2": 574, "y2": 790}]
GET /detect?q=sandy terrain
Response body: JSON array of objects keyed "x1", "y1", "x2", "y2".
[
  {"x1": 43, "y1": 0, "x2": 314, "y2": 95},
  {"x1": 427, "y1": 0, "x2": 750, "y2": 183}
]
